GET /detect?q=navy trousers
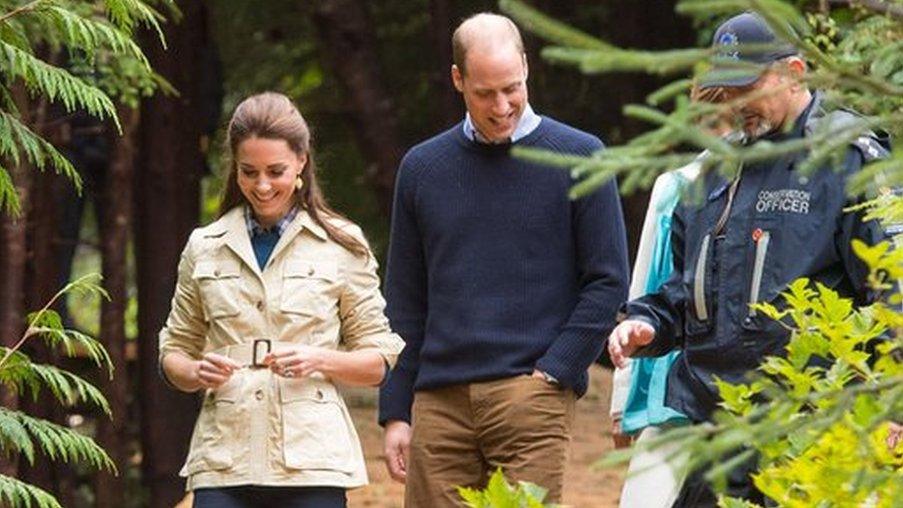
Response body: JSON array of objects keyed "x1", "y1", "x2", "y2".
[{"x1": 193, "y1": 486, "x2": 346, "y2": 508}]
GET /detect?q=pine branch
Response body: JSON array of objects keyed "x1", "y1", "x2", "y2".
[
  {"x1": 0, "y1": 40, "x2": 120, "y2": 128},
  {"x1": 498, "y1": 0, "x2": 611, "y2": 50},
  {"x1": 0, "y1": 356, "x2": 113, "y2": 415},
  {"x1": 3, "y1": 407, "x2": 116, "y2": 472},
  {"x1": 0, "y1": 0, "x2": 43, "y2": 25},
  {"x1": 0, "y1": 406, "x2": 33, "y2": 463},
  {"x1": 0, "y1": 110, "x2": 82, "y2": 188},
  {"x1": 34, "y1": 4, "x2": 150, "y2": 69},
  {"x1": 103, "y1": 0, "x2": 168, "y2": 48},
  {"x1": 0, "y1": 164, "x2": 19, "y2": 215},
  {"x1": 0, "y1": 274, "x2": 109, "y2": 371},
  {"x1": 827, "y1": 0, "x2": 903, "y2": 21},
  {"x1": 0, "y1": 474, "x2": 61, "y2": 508}
]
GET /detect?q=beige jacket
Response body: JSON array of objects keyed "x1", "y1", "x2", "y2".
[{"x1": 158, "y1": 207, "x2": 404, "y2": 490}]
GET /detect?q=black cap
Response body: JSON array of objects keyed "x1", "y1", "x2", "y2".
[{"x1": 700, "y1": 12, "x2": 799, "y2": 89}]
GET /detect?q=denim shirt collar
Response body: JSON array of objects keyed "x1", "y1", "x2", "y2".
[{"x1": 245, "y1": 205, "x2": 299, "y2": 238}]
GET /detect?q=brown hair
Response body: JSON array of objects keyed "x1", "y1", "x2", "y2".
[
  {"x1": 452, "y1": 13, "x2": 525, "y2": 76},
  {"x1": 220, "y1": 92, "x2": 368, "y2": 257}
]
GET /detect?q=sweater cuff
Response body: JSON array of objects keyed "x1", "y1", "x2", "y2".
[
  {"x1": 378, "y1": 366, "x2": 416, "y2": 426},
  {"x1": 535, "y1": 329, "x2": 603, "y2": 391}
]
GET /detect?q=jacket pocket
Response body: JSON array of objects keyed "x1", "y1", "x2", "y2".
[
  {"x1": 280, "y1": 260, "x2": 339, "y2": 318},
  {"x1": 278, "y1": 379, "x2": 356, "y2": 473},
  {"x1": 193, "y1": 259, "x2": 243, "y2": 319},
  {"x1": 181, "y1": 376, "x2": 244, "y2": 476}
]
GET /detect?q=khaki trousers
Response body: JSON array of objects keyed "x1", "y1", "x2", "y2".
[{"x1": 404, "y1": 375, "x2": 576, "y2": 507}]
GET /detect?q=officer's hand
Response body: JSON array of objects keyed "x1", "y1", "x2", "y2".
[
  {"x1": 196, "y1": 352, "x2": 240, "y2": 389},
  {"x1": 608, "y1": 320, "x2": 655, "y2": 369},
  {"x1": 384, "y1": 420, "x2": 412, "y2": 483}
]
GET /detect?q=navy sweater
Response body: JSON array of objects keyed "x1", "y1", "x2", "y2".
[{"x1": 378, "y1": 117, "x2": 629, "y2": 424}]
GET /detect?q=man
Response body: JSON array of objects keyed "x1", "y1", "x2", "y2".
[
  {"x1": 608, "y1": 12, "x2": 891, "y2": 506},
  {"x1": 378, "y1": 12, "x2": 629, "y2": 506}
]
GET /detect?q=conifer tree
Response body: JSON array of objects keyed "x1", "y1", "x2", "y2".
[{"x1": 0, "y1": 1, "x2": 166, "y2": 506}]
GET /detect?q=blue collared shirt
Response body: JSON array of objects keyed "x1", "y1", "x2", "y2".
[{"x1": 462, "y1": 103, "x2": 542, "y2": 144}]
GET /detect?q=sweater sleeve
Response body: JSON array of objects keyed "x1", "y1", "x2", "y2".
[
  {"x1": 535, "y1": 162, "x2": 630, "y2": 390},
  {"x1": 378, "y1": 155, "x2": 427, "y2": 425}
]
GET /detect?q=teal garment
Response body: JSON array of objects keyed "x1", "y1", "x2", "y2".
[{"x1": 621, "y1": 172, "x2": 691, "y2": 434}]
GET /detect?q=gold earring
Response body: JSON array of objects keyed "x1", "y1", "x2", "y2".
[{"x1": 295, "y1": 176, "x2": 304, "y2": 191}]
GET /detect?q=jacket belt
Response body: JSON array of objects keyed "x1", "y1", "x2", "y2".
[{"x1": 211, "y1": 339, "x2": 296, "y2": 368}]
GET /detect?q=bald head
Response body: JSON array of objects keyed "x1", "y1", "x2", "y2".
[{"x1": 452, "y1": 13, "x2": 525, "y2": 76}]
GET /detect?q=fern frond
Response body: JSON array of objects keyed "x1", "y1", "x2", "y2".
[
  {"x1": 30, "y1": 363, "x2": 112, "y2": 414},
  {"x1": 0, "y1": 347, "x2": 106, "y2": 410},
  {"x1": 103, "y1": 0, "x2": 168, "y2": 48},
  {"x1": 0, "y1": 407, "x2": 34, "y2": 464},
  {"x1": 0, "y1": 15, "x2": 31, "y2": 51},
  {"x1": 33, "y1": 4, "x2": 150, "y2": 69},
  {"x1": 0, "y1": 110, "x2": 81, "y2": 190},
  {"x1": 0, "y1": 348, "x2": 41, "y2": 400},
  {"x1": 0, "y1": 40, "x2": 118, "y2": 125},
  {"x1": 0, "y1": 164, "x2": 20, "y2": 215},
  {"x1": 27, "y1": 326, "x2": 112, "y2": 373},
  {"x1": 0, "y1": 473, "x2": 61, "y2": 508},
  {"x1": 3, "y1": 407, "x2": 116, "y2": 472}
]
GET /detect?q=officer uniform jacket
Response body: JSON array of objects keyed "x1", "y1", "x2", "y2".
[
  {"x1": 624, "y1": 92, "x2": 892, "y2": 422},
  {"x1": 158, "y1": 206, "x2": 404, "y2": 490}
]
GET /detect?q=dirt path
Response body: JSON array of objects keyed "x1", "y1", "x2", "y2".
[{"x1": 346, "y1": 365, "x2": 625, "y2": 507}]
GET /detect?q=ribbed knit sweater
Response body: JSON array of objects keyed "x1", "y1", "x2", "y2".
[{"x1": 378, "y1": 117, "x2": 630, "y2": 424}]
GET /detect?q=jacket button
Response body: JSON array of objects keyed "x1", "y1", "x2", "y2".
[
  {"x1": 307, "y1": 267, "x2": 315, "y2": 276},
  {"x1": 255, "y1": 389, "x2": 264, "y2": 400},
  {"x1": 213, "y1": 269, "x2": 221, "y2": 277},
  {"x1": 743, "y1": 317, "x2": 753, "y2": 326},
  {"x1": 256, "y1": 301, "x2": 265, "y2": 311}
]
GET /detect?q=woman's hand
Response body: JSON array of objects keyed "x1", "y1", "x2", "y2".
[
  {"x1": 264, "y1": 346, "x2": 333, "y2": 378},
  {"x1": 195, "y1": 352, "x2": 241, "y2": 389}
]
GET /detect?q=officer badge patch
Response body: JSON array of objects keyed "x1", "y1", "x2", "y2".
[{"x1": 717, "y1": 32, "x2": 740, "y2": 60}]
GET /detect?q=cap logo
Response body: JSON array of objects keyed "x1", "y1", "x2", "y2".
[{"x1": 717, "y1": 31, "x2": 740, "y2": 60}]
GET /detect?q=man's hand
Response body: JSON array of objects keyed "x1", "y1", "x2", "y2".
[
  {"x1": 611, "y1": 416, "x2": 632, "y2": 449},
  {"x1": 608, "y1": 320, "x2": 655, "y2": 369},
  {"x1": 384, "y1": 420, "x2": 412, "y2": 483}
]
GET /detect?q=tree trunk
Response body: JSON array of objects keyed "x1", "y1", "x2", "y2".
[
  {"x1": 135, "y1": 1, "x2": 213, "y2": 506},
  {"x1": 313, "y1": 0, "x2": 405, "y2": 215},
  {"x1": 0, "y1": 150, "x2": 29, "y2": 480},
  {"x1": 95, "y1": 106, "x2": 139, "y2": 508},
  {"x1": 428, "y1": 0, "x2": 462, "y2": 128}
]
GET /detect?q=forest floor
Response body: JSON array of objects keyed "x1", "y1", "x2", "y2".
[
  {"x1": 174, "y1": 365, "x2": 624, "y2": 508},
  {"x1": 346, "y1": 365, "x2": 625, "y2": 508}
]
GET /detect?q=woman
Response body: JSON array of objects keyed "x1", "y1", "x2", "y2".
[
  {"x1": 610, "y1": 85, "x2": 734, "y2": 508},
  {"x1": 158, "y1": 92, "x2": 404, "y2": 508}
]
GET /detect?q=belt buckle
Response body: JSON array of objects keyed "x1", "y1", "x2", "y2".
[{"x1": 251, "y1": 339, "x2": 271, "y2": 368}]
